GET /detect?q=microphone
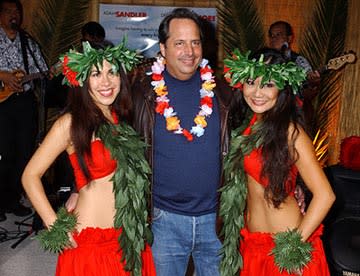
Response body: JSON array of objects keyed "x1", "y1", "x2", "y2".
[
  {"x1": 281, "y1": 42, "x2": 289, "y2": 52},
  {"x1": 281, "y1": 42, "x2": 291, "y2": 59},
  {"x1": 11, "y1": 22, "x2": 29, "y2": 37},
  {"x1": 10, "y1": 21, "x2": 19, "y2": 31}
]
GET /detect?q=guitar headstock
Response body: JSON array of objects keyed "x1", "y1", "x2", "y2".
[{"x1": 326, "y1": 52, "x2": 357, "y2": 70}]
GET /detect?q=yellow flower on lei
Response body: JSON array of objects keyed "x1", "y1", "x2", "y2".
[
  {"x1": 166, "y1": 116, "x2": 180, "y2": 131},
  {"x1": 155, "y1": 84, "x2": 168, "y2": 96},
  {"x1": 194, "y1": 115, "x2": 207, "y2": 127},
  {"x1": 202, "y1": 80, "x2": 216, "y2": 91}
]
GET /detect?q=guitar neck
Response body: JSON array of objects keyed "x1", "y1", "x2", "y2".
[{"x1": 22, "y1": 71, "x2": 48, "y2": 84}]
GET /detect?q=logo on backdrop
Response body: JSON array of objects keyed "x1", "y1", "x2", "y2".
[{"x1": 99, "y1": 4, "x2": 217, "y2": 58}]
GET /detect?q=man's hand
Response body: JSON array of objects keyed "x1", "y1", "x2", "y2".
[
  {"x1": 48, "y1": 62, "x2": 62, "y2": 80},
  {"x1": 1, "y1": 71, "x2": 23, "y2": 92},
  {"x1": 306, "y1": 70, "x2": 320, "y2": 86}
]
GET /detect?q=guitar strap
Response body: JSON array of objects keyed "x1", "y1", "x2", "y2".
[
  {"x1": 19, "y1": 31, "x2": 29, "y2": 74},
  {"x1": 19, "y1": 31, "x2": 46, "y2": 77},
  {"x1": 18, "y1": 31, "x2": 48, "y2": 143}
]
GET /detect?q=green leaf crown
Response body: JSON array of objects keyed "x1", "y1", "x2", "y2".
[
  {"x1": 224, "y1": 49, "x2": 307, "y2": 93},
  {"x1": 60, "y1": 37, "x2": 142, "y2": 87}
]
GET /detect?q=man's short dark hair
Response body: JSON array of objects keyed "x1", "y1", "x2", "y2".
[
  {"x1": 81, "y1": 21, "x2": 105, "y2": 40},
  {"x1": 269, "y1": 21, "x2": 293, "y2": 37},
  {"x1": 158, "y1": 8, "x2": 203, "y2": 44}
]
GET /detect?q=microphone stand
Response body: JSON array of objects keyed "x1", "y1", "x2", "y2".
[
  {"x1": 17, "y1": 26, "x2": 48, "y2": 143},
  {"x1": 10, "y1": 26, "x2": 48, "y2": 249}
]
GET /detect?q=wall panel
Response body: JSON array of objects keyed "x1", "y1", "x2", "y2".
[{"x1": 336, "y1": 0, "x2": 360, "y2": 163}]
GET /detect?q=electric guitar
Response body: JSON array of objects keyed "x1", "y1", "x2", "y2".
[
  {"x1": 319, "y1": 52, "x2": 356, "y2": 72},
  {"x1": 0, "y1": 70, "x2": 49, "y2": 103},
  {"x1": 301, "y1": 52, "x2": 356, "y2": 91}
]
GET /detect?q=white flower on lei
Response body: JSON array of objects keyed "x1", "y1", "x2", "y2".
[
  {"x1": 151, "y1": 58, "x2": 165, "y2": 74},
  {"x1": 163, "y1": 107, "x2": 176, "y2": 118},
  {"x1": 200, "y1": 59, "x2": 209, "y2": 67},
  {"x1": 191, "y1": 125, "x2": 205, "y2": 137},
  {"x1": 156, "y1": 95, "x2": 169, "y2": 103},
  {"x1": 200, "y1": 105, "x2": 213, "y2": 116},
  {"x1": 200, "y1": 88, "x2": 214, "y2": 98},
  {"x1": 201, "y1": 72, "x2": 213, "y2": 81}
]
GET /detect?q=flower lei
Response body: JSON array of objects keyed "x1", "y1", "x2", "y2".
[
  {"x1": 96, "y1": 121, "x2": 152, "y2": 276},
  {"x1": 223, "y1": 49, "x2": 307, "y2": 94},
  {"x1": 60, "y1": 37, "x2": 142, "y2": 87},
  {"x1": 150, "y1": 56, "x2": 216, "y2": 141}
]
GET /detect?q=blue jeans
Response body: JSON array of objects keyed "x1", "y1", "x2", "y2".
[{"x1": 151, "y1": 207, "x2": 221, "y2": 276}]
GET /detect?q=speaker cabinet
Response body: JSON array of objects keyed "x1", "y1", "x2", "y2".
[{"x1": 323, "y1": 165, "x2": 360, "y2": 276}]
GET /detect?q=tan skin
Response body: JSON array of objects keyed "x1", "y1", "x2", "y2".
[
  {"x1": 22, "y1": 60, "x2": 120, "y2": 248},
  {"x1": 243, "y1": 77, "x2": 335, "y2": 242}
]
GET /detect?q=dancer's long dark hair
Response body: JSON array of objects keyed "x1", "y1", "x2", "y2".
[
  {"x1": 245, "y1": 48, "x2": 305, "y2": 207},
  {"x1": 63, "y1": 43, "x2": 133, "y2": 181}
]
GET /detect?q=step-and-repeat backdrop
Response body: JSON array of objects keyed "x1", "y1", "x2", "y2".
[{"x1": 99, "y1": 4, "x2": 216, "y2": 58}]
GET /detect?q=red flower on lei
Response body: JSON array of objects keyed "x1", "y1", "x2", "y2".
[
  {"x1": 62, "y1": 55, "x2": 80, "y2": 87},
  {"x1": 223, "y1": 65, "x2": 243, "y2": 90}
]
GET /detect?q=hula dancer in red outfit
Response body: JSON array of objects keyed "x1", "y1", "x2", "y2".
[
  {"x1": 22, "y1": 41, "x2": 156, "y2": 276},
  {"x1": 220, "y1": 48, "x2": 335, "y2": 276}
]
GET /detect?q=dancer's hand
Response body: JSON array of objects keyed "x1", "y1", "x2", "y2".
[
  {"x1": 64, "y1": 231, "x2": 78, "y2": 250},
  {"x1": 65, "y1": 193, "x2": 79, "y2": 212},
  {"x1": 294, "y1": 185, "x2": 306, "y2": 214}
]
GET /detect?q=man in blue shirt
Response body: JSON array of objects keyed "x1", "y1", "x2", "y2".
[{"x1": 132, "y1": 8, "x2": 236, "y2": 276}]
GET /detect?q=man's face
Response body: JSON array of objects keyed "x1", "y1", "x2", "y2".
[
  {"x1": 268, "y1": 24, "x2": 291, "y2": 51},
  {"x1": 0, "y1": 2, "x2": 21, "y2": 31},
  {"x1": 159, "y1": 18, "x2": 202, "y2": 81}
]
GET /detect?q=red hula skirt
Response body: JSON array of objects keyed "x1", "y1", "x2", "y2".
[
  {"x1": 239, "y1": 225, "x2": 330, "y2": 276},
  {"x1": 55, "y1": 227, "x2": 156, "y2": 276}
]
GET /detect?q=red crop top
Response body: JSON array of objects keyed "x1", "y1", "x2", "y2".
[
  {"x1": 68, "y1": 141, "x2": 117, "y2": 191},
  {"x1": 68, "y1": 114, "x2": 118, "y2": 191},
  {"x1": 243, "y1": 114, "x2": 298, "y2": 196}
]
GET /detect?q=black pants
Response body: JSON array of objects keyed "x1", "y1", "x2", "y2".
[{"x1": 0, "y1": 91, "x2": 38, "y2": 210}]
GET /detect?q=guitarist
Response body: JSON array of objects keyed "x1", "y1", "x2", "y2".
[
  {"x1": 0, "y1": 0, "x2": 48, "y2": 222},
  {"x1": 268, "y1": 21, "x2": 321, "y2": 130}
]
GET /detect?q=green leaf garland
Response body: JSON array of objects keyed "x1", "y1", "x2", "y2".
[
  {"x1": 224, "y1": 49, "x2": 307, "y2": 94},
  {"x1": 219, "y1": 111, "x2": 264, "y2": 276},
  {"x1": 270, "y1": 229, "x2": 313, "y2": 274},
  {"x1": 60, "y1": 37, "x2": 142, "y2": 87},
  {"x1": 36, "y1": 207, "x2": 77, "y2": 254},
  {"x1": 96, "y1": 121, "x2": 152, "y2": 276}
]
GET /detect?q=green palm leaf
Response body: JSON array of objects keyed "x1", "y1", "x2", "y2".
[
  {"x1": 31, "y1": 0, "x2": 90, "y2": 66},
  {"x1": 217, "y1": 0, "x2": 265, "y2": 56},
  {"x1": 299, "y1": 0, "x2": 348, "y2": 134}
]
